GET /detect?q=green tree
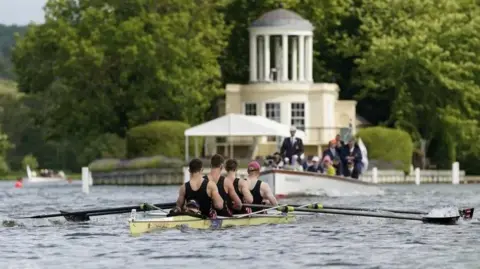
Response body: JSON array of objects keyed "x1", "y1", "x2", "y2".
[
  {"x1": 13, "y1": 0, "x2": 229, "y2": 141},
  {"x1": 0, "y1": 24, "x2": 27, "y2": 80},
  {"x1": 353, "y1": 0, "x2": 480, "y2": 167}
]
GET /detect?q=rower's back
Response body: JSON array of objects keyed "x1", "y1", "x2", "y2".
[
  {"x1": 206, "y1": 154, "x2": 233, "y2": 216},
  {"x1": 246, "y1": 160, "x2": 277, "y2": 212},
  {"x1": 233, "y1": 177, "x2": 244, "y2": 201},
  {"x1": 184, "y1": 177, "x2": 211, "y2": 217},
  {"x1": 249, "y1": 179, "x2": 264, "y2": 212}
]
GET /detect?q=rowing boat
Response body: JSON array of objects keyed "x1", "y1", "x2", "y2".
[{"x1": 128, "y1": 210, "x2": 296, "y2": 235}]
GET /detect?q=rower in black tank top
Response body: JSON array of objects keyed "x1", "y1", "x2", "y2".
[
  {"x1": 233, "y1": 178, "x2": 243, "y2": 201},
  {"x1": 184, "y1": 178, "x2": 211, "y2": 217},
  {"x1": 250, "y1": 180, "x2": 264, "y2": 212},
  {"x1": 215, "y1": 176, "x2": 233, "y2": 216},
  {"x1": 231, "y1": 178, "x2": 248, "y2": 214}
]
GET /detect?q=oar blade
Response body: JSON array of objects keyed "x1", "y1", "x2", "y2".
[
  {"x1": 459, "y1": 208, "x2": 474, "y2": 220},
  {"x1": 19, "y1": 202, "x2": 177, "y2": 221},
  {"x1": 60, "y1": 211, "x2": 90, "y2": 222},
  {"x1": 422, "y1": 216, "x2": 460, "y2": 225}
]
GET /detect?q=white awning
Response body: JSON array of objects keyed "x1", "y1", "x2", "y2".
[{"x1": 184, "y1": 113, "x2": 305, "y2": 138}]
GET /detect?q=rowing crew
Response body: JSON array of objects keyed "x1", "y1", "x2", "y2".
[{"x1": 171, "y1": 154, "x2": 278, "y2": 218}]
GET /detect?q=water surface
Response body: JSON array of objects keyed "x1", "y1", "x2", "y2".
[{"x1": 1, "y1": 181, "x2": 479, "y2": 269}]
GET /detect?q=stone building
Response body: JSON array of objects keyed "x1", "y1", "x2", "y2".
[{"x1": 212, "y1": 8, "x2": 359, "y2": 158}]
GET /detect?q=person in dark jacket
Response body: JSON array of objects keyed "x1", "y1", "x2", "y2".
[
  {"x1": 342, "y1": 137, "x2": 363, "y2": 179},
  {"x1": 280, "y1": 126, "x2": 304, "y2": 165},
  {"x1": 335, "y1": 134, "x2": 345, "y2": 148},
  {"x1": 343, "y1": 160, "x2": 360, "y2": 178},
  {"x1": 322, "y1": 139, "x2": 341, "y2": 162},
  {"x1": 332, "y1": 156, "x2": 343, "y2": 176}
]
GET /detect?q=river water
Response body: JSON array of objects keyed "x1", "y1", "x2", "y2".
[{"x1": 1, "y1": 181, "x2": 479, "y2": 269}]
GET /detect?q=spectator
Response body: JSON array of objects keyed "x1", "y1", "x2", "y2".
[
  {"x1": 323, "y1": 139, "x2": 341, "y2": 161},
  {"x1": 264, "y1": 152, "x2": 284, "y2": 169},
  {"x1": 344, "y1": 160, "x2": 360, "y2": 178},
  {"x1": 280, "y1": 126, "x2": 304, "y2": 165},
  {"x1": 341, "y1": 137, "x2": 363, "y2": 179},
  {"x1": 335, "y1": 134, "x2": 345, "y2": 148},
  {"x1": 307, "y1": 156, "x2": 323, "y2": 173},
  {"x1": 332, "y1": 156, "x2": 343, "y2": 176},
  {"x1": 291, "y1": 155, "x2": 304, "y2": 171},
  {"x1": 322, "y1": 155, "x2": 336, "y2": 176}
]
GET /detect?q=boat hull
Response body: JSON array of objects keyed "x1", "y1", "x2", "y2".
[
  {"x1": 23, "y1": 165, "x2": 68, "y2": 184},
  {"x1": 259, "y1": 169, "x2": 384, "y2": 197},
  {"x1": 23, "y1": 176, "x2": 66, "y2": 183},
  {"x1": 129, "y1": 214, "x2": 296, "y2": 235}
]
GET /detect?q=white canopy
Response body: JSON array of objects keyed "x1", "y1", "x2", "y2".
[
  {"x1": 184, "y1": 114, "x2": 306, "y2": 161},
  {"x1": 185, "y1": 113, "x2": 305, "y2": 138}
]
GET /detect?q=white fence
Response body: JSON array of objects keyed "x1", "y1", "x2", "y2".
[
  {"x1": 360, "y1": 162, "x2": 464, "y2": 184},
  {"x1": 187, "y1": 162, "x2": 466, "y2": 184}
]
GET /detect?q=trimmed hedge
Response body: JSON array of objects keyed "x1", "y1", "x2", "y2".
[
  {"x1": 126, "y1": 121, "x2": 201, "y2": 159},
  {"x1": 79, "y1": 133, "x2": 126, "y2": 165},
  {"x1": 88, "y1": 156, "x2": 254, "y2": 172},
  {"x1": 88, "y1": 155, "x2": 184, "y2": 172},
  {"x1": 356, "y1": 126, "x2": 413, "y2": 173}
]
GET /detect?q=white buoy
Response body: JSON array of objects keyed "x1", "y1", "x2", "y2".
[
  {"x1": 415, "y1": 167, "x2": 420, "y2": 185},
  {"x1": 88, "y1": 170, "x2": 93, "y2": 186},
  {"x1": 82, "y1": 167, "x2": 90, "y2": 194},
  {"x1": 452, "y1": 162, "x2": 460, "y2": 184},
  {"x1": 372, "y1": 167, "x2": 378, "y2": 184}
]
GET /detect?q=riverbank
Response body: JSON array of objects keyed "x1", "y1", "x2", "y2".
[{"x1": 0, "y1": 171, "x2": 81, "y2": 181}]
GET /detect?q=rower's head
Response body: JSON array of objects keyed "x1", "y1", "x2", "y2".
[
  {"x1": 225, "y1": 159, "x2": 238, "y2": 173},
  {"x1": 247, "y1": 160, "x2": 261, "y2": 177},
  {"x1": 188, "y1": 158, "x2": 203, "y2": 174},
  {"x1": 210, "y1": 154, "x2": 224, "y2": 170}
]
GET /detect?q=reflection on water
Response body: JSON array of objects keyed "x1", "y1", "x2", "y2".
[{"x1": 0, "y1": 182, "x2": 479, "y2": 269}]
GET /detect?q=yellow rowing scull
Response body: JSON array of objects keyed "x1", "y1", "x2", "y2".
[{"x1": 128, "y1": 210, "x2": 296, "y2": 235}]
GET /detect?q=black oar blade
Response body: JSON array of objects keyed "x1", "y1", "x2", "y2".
[
  {"x1": 60, "y1": 211, "x2": 90, "y2": 222},
  {"x1": 459, "y1": 208, "x2": 474, "y2": 220},
  {"x1": 20, "y1": 202, "x2": 176, "y2": 221},
  {"x1": 421, "y1": 216, "x2": 459, "y2": 225}
]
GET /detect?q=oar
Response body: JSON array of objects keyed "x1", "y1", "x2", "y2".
[
  {"x1": 22, "y1": 202, "x2": 177, "y2": 222},
  {"x1": 289, "y1": 203, "x2": 474, "y2": 220},
  {"x1": 243, "y1": 204, "x2": 460, "y2": 225}
]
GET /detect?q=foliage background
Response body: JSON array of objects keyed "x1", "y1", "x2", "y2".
[{"x1": 0, "y1": 0, "x2": 478, "y2": 174}]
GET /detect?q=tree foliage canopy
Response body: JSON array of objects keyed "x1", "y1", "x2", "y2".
[
  {"x1": 13, "y1": 0, "x2": 229, "y2": 139},
  {"x1": 353, "y1": 0, "x2": 480, "y2": 163},
  {"x1": 2, "y1": 0, "x2": 480, "y2": 173}
]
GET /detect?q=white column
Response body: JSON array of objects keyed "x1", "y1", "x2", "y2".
[
  {"x1": 249, "y1": 34, "x2": 257, "y2": 82},
  {"x1": 452, "y1": 162, "x2": 460, "y2": 184},
  {"x1": 275, "y1": 37, "x2": 281, "y2": 81},
  {"x1": 282, "y1": 34, "x2": 288, "y2": 81},
  {"x1": 306, "y1": 35, "x2": 313, "y2": 82},
  {"x1": 291, "y1": 37, "x2": 297, "y2": 81},
  {"x1": 258, "y1": 37, "x2": 264, "y2": 81},
  {"x1": 298, "y1": 35, "x2": 305, "y2": 81},
  {"x1": 264, "y1": 35, "x2": 270, "y2": 81}
]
